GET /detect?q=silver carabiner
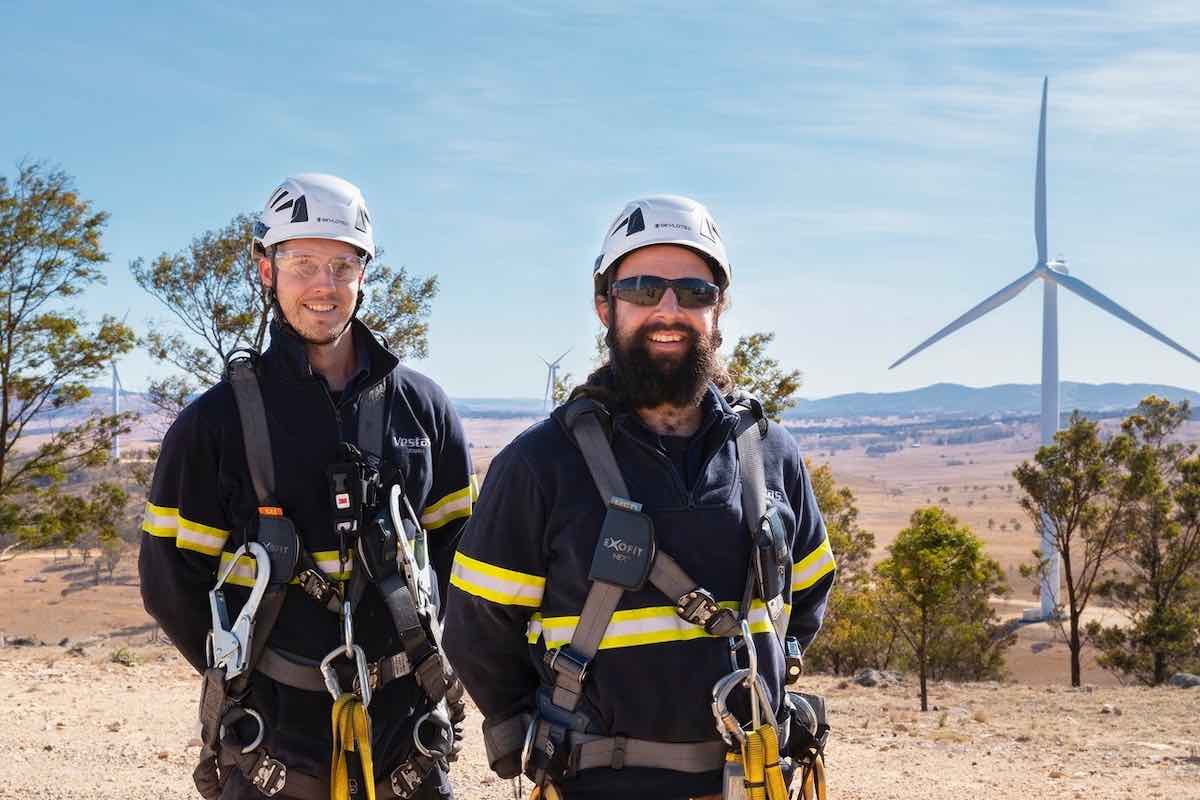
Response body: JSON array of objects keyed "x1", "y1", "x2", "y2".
[
  {"x1": 208, "y1": 541, "x2": 272, "y2": 680},
  {"x1": 342, "y1": 600, "x2": 354, "y2": 657},
  {"x1": 320, "y1": 643, "x2": 372, "y2": 707},
  {"x1": 740, "y1": 619, "x2": 761, "y2": 731}
]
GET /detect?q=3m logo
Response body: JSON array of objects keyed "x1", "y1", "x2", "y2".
[
  {"x1": 335, "y1": 493, "x2": 351, "y2": 510},
  {"x1": 603, "y1": 537, "x2": 645, "y2": 562}
]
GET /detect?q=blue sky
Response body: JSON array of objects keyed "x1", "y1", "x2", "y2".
[{"x1": 3, "y1": 1, "x2": 1198, "y2": 400}]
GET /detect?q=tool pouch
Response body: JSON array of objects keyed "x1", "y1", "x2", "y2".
[
  {"x1": 785, "y1": 691, "x2": 829, "y2": 764},
  {"x1": 752, "y1": 506, "x2": 789, "y2": 607},
  {"x1": 587, "y1": 498, "x2": 655, "y2": 591}
]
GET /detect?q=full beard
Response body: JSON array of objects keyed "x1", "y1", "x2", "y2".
[{"x1": 609, "y1": 316, "x2": 723, "y2": 409}]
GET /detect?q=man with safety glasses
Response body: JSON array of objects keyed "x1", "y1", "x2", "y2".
[
  {"x1": 141, "y1": 173, "x2": 474, "y2": 799},
  {"x1": 444, "y1": 195, "x2": 836, "y2": 799}
]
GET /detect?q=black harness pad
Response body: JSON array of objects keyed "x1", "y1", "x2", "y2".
[
  {"x1": 588, "y1": 498, "x2": 655, "y2": 591},
  {"x1": 256, "y1": 515, "x2": 300, "y2": 588},
  {"x1": 752, "y1": 504, "x2": 789, "y2": 604}
]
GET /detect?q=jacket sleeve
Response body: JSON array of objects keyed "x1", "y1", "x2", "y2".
[
  {"x1": 442, "y1": 443, "x2": 546, "y2": 723},
  {"x1": 419, "y1": 389, "x2": 477, "y2": 611},
  {"x1": 138, "y1": 403, "x2": 234, "y2": 673},
  {"x1": 786, "y1": 457, "x2": 836, "y2": 652}
]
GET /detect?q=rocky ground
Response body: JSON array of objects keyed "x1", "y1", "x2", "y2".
[{"x1": 1, "y1": 643, "x2": 1197, "y2": 800}]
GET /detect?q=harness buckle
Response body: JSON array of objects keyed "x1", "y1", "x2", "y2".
[
  {"x1": 296, "y1": 568, "x2": 337, "y2": 606},
  {"x1": 676, "y1": 588, "x2": 738, "y2": 636},
  {"x1": 250, "y1": 753, "x2": 287, "y2": 797},
  {"x1": 389, "y1": 758, "x2": 426, "y2": 799},
  {"x1": 543, "y1": 646, "x2": 590, "y2": 687}
]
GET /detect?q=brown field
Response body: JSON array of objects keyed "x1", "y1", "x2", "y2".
[{"x1": 2, "y1": 414, "x2": 1198, "y2": 797}]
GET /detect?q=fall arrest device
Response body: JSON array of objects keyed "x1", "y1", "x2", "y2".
[
  {"x1": 193, "y1": 352, "x2": 463, "y2": 800},
  {"x1": 480, "y1": 394, "x2": 829, "y2": 799}
]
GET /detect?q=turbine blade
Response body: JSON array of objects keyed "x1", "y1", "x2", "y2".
[
  {"x1": 889, "y1": 268, "x2": 1040, "y2": 369},
  {"x1": 1053, "y1": 272, "x2": 1200, "y2": 364},
  {"x1": 1035, "y1": 76, "x2": 1048, "y2": 265},
  {"x1": 552, "y1": 347, "x2": 573, "y2": 366}
]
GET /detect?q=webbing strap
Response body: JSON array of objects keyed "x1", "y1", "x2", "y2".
[
  {"x1": 228, "y1": 361, "x2": 277, "y2": 506},
  {"x1": 570, "y1": 410, "x2": 630, "y2": 502},
  {"x1": 570, "y1": 735, "x2": 727, "y2": 773},
  {"x1": 356, "y1": 374, "x2": 390, "y2": 460},
  {"x1": 734, "y1": 407, "x2": 768, "y2": 536}
]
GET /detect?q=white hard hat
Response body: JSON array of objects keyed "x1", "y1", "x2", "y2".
[
  {"x1": 252, "y1": 173, "x2": 375, "y2": 261},
  {"x1": 594, "y1": 194, "x2": 730, "y2": 288}
]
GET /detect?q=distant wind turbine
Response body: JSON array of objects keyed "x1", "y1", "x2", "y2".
[
  {"x1": 889, "y1": 77, "x2": 1200, "y2": 620},
  {"x1": 111, "y1": 360, "x2": 124, "y2": 462},
  {"x1": 541, "y1": 348, "x2": 572, "y2": 413}
]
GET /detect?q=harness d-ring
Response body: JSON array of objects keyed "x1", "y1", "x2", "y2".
[
  {"x1": 413, "y1": 707, "x2": 454, "y2": 759},
  {"x1": 220, "y1": 707, "x2": 265, "y2": 755}
]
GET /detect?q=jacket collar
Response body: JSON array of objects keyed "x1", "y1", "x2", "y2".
[
  {"x1": 556, "y1": 366, "x2": 740, "y2": 453},
  {"x1": 261, "y1": 317, "x2": 398, "y2": 393}
]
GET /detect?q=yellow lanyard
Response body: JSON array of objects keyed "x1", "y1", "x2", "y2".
[
  {"x1": 740, "y1": 724, "x2": 789, "y2": 800},
  {"x1": 330, "y1": 693, "x2": 376, "y2": 800}
]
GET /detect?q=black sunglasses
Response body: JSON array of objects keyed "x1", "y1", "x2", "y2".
[{"x1": 609, "y1": 276, "x2": 721, "y2": 309}]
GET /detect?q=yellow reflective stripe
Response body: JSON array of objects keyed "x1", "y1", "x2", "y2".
[
  {"x1": 217, "y1": 549, "x2": 355, "y2": 587},
  {"x1": 469, "y1": 473, "x2": 481, "y2": 501},
  {"x1": 142, "y1": 502, "x2": 229, "y2": 556},
  {"x1": 422, "y1": 486, "x2": 473, "y2": 530},
  {"x1": 792, "y1": 537, "x2": 836, "y2": 591},
  {"x1": 310, "y1": 549, "x2": 354, "y2": 581},
  {"x1": 218, "y1": 551, "x2": 259, "y2": 588},
  {"x1": 450, "y1": 551, "x2": 544, "y2": 607},
  {"x1": 530, "y1": 601, "x2": 775, "y2": 651}
]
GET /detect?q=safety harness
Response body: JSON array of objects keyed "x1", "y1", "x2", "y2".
[
  {"x1": 193, "y1": 353, "x2": 461, "y2": 800},
  {"x1": 481, "y1": 395, "x2": 829, "y2": 799}
]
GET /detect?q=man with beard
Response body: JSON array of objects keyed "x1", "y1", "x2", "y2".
[
  {"x1": 443, "y1": 195, "x2": 835, "y2": 800},
  {"x1": 140, "y1": 173, "x2": 472, "y2": 799}
]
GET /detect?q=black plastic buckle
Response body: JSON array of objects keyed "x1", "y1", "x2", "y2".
[
  {"x1": 543, "y1": 646, "x2": 590, "y2": 687},
  {"x1": 251, "y1": 754, "x2": 287, "y2": 797},
  {"x1": 785, "y1": 636, "x2": 803, "y2": 685},
  {"x1": 676, "y1": 588, "x2": 738, "y2": 636}
]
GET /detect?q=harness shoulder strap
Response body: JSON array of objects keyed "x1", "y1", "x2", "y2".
[
  {"x1": 732, "y1": 394, "x2": 769, "y2": 536},
  {"x1": 356, "y1": 369, "x2": 392, "y2": 461},
  {"x1": 227, "y1": 356, "x2": 277, "y2": 507}
]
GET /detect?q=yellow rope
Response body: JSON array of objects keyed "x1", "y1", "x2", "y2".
[{"x1": 330, "y1": 693, "x2": 375, "y2": 800}]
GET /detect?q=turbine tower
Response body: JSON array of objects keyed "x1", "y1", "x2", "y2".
[
  {"x1": 111, "y1": 360, "x2": 124, "y2": 462},
  {"x1": 890, "y1": 77, "x2": 1200, "y2": 620},
  {"x1": 541, "y1": 348, "x2": 572, "y2": 413}
]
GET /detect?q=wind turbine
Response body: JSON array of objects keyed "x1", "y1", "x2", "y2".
[
  {"x1": 541, "y1": 348, "x2": 572, "y2": 413},
  {"x1": 889, "y1": 77, "x2": 1200, "y2": 620},
  {"x1": 111, "y1": 360, "x2": 124, "y2": 462}
]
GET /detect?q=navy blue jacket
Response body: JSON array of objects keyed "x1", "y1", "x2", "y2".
[
  {"x1": 443, "y1": 376, "x2": 835, "y2": 800},
  {"x1": 139, "y1": 318, "x2": 475, "y2": 796}
]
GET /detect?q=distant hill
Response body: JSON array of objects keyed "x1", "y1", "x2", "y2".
[
  {"x1": 784, "y1": 382, "x2": 1200, "y2": 420},
  {"x1": 33, "y1": 382, "x2": 1199, "y2": 427}
]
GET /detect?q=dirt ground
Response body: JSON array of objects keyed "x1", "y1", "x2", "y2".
[
  {"x1": 2, "y1": 415, "x2": 1198, "y2": 797},
  {"x1": 1, "y1": 642, "x2": 1197, "y2": 799}
]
